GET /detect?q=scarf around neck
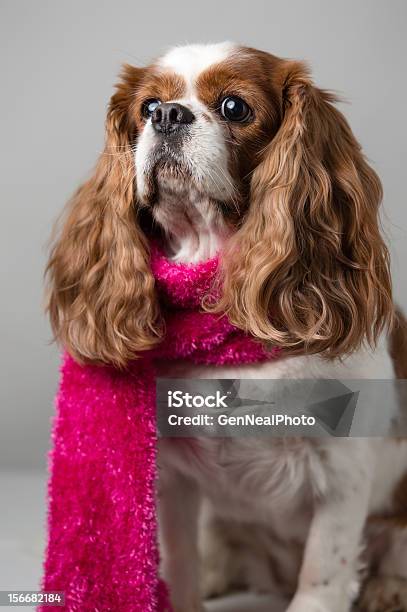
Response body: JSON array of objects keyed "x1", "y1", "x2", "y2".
[{"x1": 40, "y1": 244, "x2": 281, "y2": 611}]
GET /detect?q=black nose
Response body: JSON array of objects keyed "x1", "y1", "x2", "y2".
[{"x1": 151, "y1": 102, "x2": 195, "y2": 134}]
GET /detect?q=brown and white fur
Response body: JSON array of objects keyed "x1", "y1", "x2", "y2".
[{"x1": 46, "y1": 43, "x2": 407, "y2": 612}]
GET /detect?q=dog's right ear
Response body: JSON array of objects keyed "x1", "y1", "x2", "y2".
[{"x1": 46, "y1": 65, "x2": 162, "y2": 368}]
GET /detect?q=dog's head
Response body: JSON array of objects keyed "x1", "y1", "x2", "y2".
[
  {"x1": 133, "y1": 43, "x2": 282, "y2": 246},
  {"x1": 46, "y1": 43, "x2": 393, "y2": 367}
]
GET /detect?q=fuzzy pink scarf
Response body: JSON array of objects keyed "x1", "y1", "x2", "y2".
[{"x1": 41, "y1": 245, "x2": 280, "y2": 611}]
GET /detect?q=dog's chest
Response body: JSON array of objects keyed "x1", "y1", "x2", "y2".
[
  {"x1": 156, "y1": 343, "x2": 397, "y2": 533},
  {"x1": 160, "y1": 435, "x2": 317, "y2": 532},
  {"x1": 156, "y1": 357, "x2": 327, "y2": 529}
]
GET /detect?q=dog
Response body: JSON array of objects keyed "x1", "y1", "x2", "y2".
[{"x1": 46, "y1": 42, "x2": 407, "y2": 612}]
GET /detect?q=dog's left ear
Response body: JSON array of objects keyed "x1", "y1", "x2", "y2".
[{"x1": 216, "y1": 59, "x2": 393, "y2": 357}]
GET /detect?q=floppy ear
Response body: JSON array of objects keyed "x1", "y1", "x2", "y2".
[
  {"x1": 216, "y1": 60, "x2": 393, "y2": 357},
  {"x1": 46, "y1": 65, "x2": 162, "y2": 367}
]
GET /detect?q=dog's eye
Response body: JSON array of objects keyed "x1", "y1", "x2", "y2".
[
  {"x1": 142, "y1": 98, "x2": 161, "y2": 118},
  {"x1": 220, "y1": 96, "x2": 251, "y2": 122}
]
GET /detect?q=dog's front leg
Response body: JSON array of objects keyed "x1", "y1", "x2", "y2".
[
  {"x1": 158, "y1": 464, "x2": 203, "y2": 612},
  {"x1": 286, "y1": 439, "x2": 374, "y2": 612}
]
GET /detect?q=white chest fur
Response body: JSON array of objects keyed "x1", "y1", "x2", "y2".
[{"x1": 158, "y1": 340, "x2": 400, "y2": 518}]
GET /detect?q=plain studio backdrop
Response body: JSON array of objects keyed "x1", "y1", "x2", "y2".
[
  {"x1": 0, "y1": 0, "x2": 406, "y2": 470},
  {"x1": 0, "y1": 3, "x2": 406, "y2": 608}
]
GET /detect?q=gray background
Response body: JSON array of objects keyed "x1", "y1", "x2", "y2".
[{"x1": 1, "y1": 0, "x2": 406, "y2": 469}]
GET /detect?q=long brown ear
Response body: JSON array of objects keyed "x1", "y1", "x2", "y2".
[
  {"x1": 215, "y1": 60, "x2": 393, "y2": 357},
  {"x1": 46, "y1": 65, "x2": 161, "y2": 367}
]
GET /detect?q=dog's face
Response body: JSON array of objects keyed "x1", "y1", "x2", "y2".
[
  {"x1": 133, "y1": 43, "x2": 281, "y2": 227},
  {"x1": 46, "y1": 43, "x2": 393, "y2": 367}
]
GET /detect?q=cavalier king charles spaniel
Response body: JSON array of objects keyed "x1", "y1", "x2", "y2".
[{"x1": 46, "y1": 43, "x2": 407, "y2": 612}]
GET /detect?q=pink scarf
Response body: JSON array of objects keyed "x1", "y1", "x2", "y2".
[{"x1": 41, "y1": 245, "x2": 281, "y2": 611}]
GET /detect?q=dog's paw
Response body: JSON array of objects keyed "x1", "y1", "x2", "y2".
[
  {"x1": 168, "y1": 588, "x2": 205, "y2": 612},
  {"x1": 287, "y1": 592, "x2": 349, "y2": 612},
  {"x1": 287, "y1": 585, "x2": 359, "y2": 612},
  {"x1": 173, "y1": 608, "x2": 205, "y2": 612},
  {"x1": 199, "y1": 532, "x2": 236, "y2": 599},
  {"x1": 200, "y1": 564, "x2": 231, "y2": 600},
  {"x1": 172, "y1": 601, "x2": 205, "y2": 612},
  {"x1": 357, "y1": 576, "x2": 407, "y2": 612},
  {"x1": 173, "y1": 607, "x2": 205, "y2": 612}
]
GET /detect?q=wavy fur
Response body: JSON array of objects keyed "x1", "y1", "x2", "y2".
[
  {"x1": 46, "y1": 66, "x2": 162, "y2": 367},
  {"x1": 212, "y1": 61, "x2": 394, "y2": 357}
]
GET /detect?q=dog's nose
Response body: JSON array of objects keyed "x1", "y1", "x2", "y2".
[{"x1": 151, "y1": 103, "x2": 195, "y2": 134}]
